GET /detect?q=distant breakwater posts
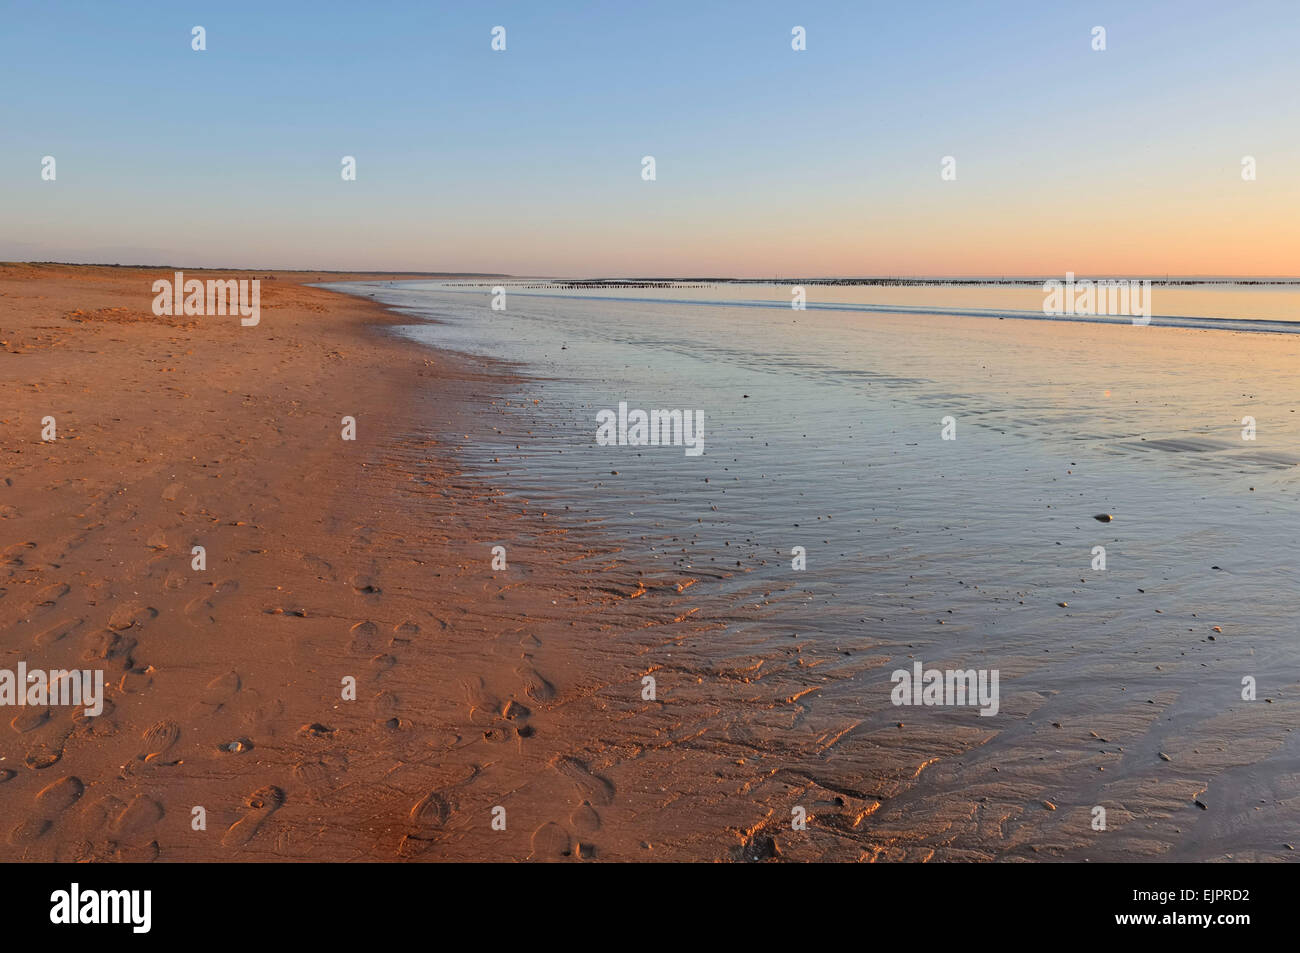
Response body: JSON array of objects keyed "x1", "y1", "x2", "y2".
[{"x1": 439, "y1": 277, "x2": 1300, "y2": 291}]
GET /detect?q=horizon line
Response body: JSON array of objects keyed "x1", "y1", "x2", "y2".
[{"x1": 7, "y1": 261, "x2": 1300, "y2": 284}]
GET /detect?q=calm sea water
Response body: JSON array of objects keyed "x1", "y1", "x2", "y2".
[
  {"x1": 324, "y1": 278, "x2": 1300, "y2": 856},
  {"x1": 323, "y1": 280, "x2": 1300, "y2": 636}
]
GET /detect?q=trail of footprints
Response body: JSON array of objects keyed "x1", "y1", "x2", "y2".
[
  {"x1": 2, "y1": 488, "x2": 298, "y2": 859},
  {"x1": 6, "y1": 508, "x2": 617, "y2": 861},
  {"x1": 454, "y1": 637, "x2": 611, "y2": 861},
  {"x1": 529, "y1": 757, "x2": 615, "y2": 861}
]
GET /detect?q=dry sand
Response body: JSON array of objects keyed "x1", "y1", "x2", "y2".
[{"x1": 0, "y1": 263, "x2": 697, "y2": 861}]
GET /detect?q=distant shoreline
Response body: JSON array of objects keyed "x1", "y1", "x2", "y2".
[
  {"x1": 448, "y1": 276, "x2": 1300, "y2": 289},
  {"x1": 6, "y1": 263, "x2": 1297, "y2": 287}
]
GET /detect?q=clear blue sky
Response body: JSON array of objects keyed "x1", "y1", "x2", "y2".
[{"x1": 2, "y1": 0, "x2": 1297, "y2": 275}]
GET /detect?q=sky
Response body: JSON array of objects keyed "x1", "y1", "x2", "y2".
[{"x1": 2, "y1": 0, "x2": 1298, "y2": 276}]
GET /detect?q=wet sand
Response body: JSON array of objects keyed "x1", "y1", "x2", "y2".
[{"x1": 2, "y1": 264, "x2": 1296, "y2": 862}]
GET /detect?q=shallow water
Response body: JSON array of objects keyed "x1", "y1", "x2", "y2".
[{"x1": 324, "y1": 279, "x2": 1300, "y2": 859}]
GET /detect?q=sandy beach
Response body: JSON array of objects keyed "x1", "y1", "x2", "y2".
[
  {"x1": 0, "y1": 263, "x2": 700, "y2": 861},
  {"x1": 3, "y1": 264, "x2": 1297, "y2": 863}
]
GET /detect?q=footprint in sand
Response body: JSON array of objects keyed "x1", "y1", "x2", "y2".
[
  {"x1": 391, "y1": 620, "x2": 419, "y2": 646},
  {"x1": 34, "y1": 617, "x2": 84, "y2": 647},
  {"x1": 349, "y1": 573, "x2": 382, "y2": 595},
  {"x1": 2, "y1": 541, "x2": 36, "y2": 568},
  {"x1": 516, "y1": 664, "x2": 556, "y2": 703},
  {"x1": 371, "y1": 686, "x2": 400, "y2": 722},
  {"x1": 552, "y1": 756, "x2": 615, "y2": 806},
  {"x1": 23, "y1": 718, "x2": 75, "y2": 770},
  {"x1": 292, "y1": 760, "x2": 332, "y2": 787},
  {"x1": 461, "y1": 677, "x2": 501, "y2": 721},
  {"x1": 197, "y1": 670, "x2": 242, "y2": 711},
  {"x1": 54, "y1": 832, "x2": 155, "y2": 862},
  {"x1": 118, "y1": 665, "x2": 156, "y2": 695},
  {"x1": 107, "y1": 602, "x2": 157, "y2": 632},
  {"x1": 348, "y1": 620, "x2": 381, "y2": 653},
  {"x1": 570, "y1": 801, "x2": 601, "y2": 835},
  {"x1": 529, "y1": 821, "x2": 573, "y2": 860},
  {"x1": 292, "y1": 755, "x2": 345, "y2": 797},
  {"x1": 407, "y1": 791, "x2": 450, "y2": 841},
  {"x1": 302, "y1": 554, "x2": 335, "y2": 581},
  {"x1": 292, "y1": 754, "x2": 338, "y2": 785},
  {"x1": 11, "y1": 706, "x2": 51, "y2": 734},
  {"x1": 114, "y1": 841, "x2": 160, "y2": 862},
  {"x1": 24, "y1": 747, "x2": 65, "y2": 771},
  {"x1": 298, "y1": 722, "x2": 335, "y2": 741},
  {"x1": 108, "y1": 794, "x2": 164, "y2": 839},
  {"x1": 82, "y1": 794, "x2": 125, "y2": 831},
  {"x1": 184, "y1": 579, "x2": 239, "y2": 623},
  {"x1": 35, "y1": 775, "x2": 85, "y2": 816},
  {"x1": 8, "y1": 819, "x2": 51, "y2": 846},
  {"x1": 238, "y1": 696, "x2": 283, "y2": 736},
  {"x1": 140, "y1": 720, "x2": 181, "y2": 762},
  {"x1": 71, "y1": 701, "x2": 116, "y2": 741},
  {"x1": 32, "y1": 582, "x2": 70, "y2": 612},
  {"x1": 502, "y1": 700, "x2": 534, "y2": 739},
  {"x1": 222, "y1": 786, "x2": 284, "y2": 848},
  {"x1": 83, "y1": 629, "x2": 137, "y2": 665},
  {"x1": 503, "y1": 698, "x2": 531, "y2": 718}
]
